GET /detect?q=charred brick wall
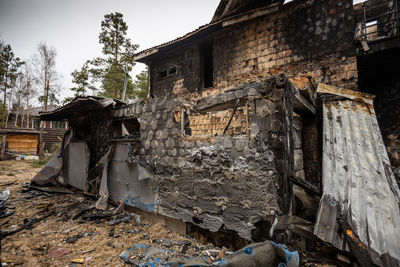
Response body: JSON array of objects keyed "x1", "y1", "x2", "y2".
[
  {"x1": 212, "y1": 0, "x2": 357, "y2": 92},
  {"x1": 150, "y1": 44, "x2": 203, "y2": 98},
  {"x1": 147, "y1": 0, "x2": 358, "y2": 99},
  {"x1": 187, "y1": 108, "x2": 248, "y2": 136}
]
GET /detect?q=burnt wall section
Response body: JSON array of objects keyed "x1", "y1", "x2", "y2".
[
  {"x1": 112, "y1": 77, "x2": 293, "y2": 240},
  {"x1": 284, "y1": 0, "x2": 355, "y2": 59},
  {"x1": 150, "y1": 44, "x2": 203, "y2": 98},
  {"x1": 358, "y1": 48, "x2": 400, "y2": 181},
  {"x1": 212, "y1": 0, "x2": 357, "y2": 92},
  {"x1": 145, "y1": 0, "x2": 358, "y2": 100}
]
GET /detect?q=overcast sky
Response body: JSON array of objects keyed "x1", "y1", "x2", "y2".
[{"x1": 0, "y1": 0, "x2": 220, "y2": 104}]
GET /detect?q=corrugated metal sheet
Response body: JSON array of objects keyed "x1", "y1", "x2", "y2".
[{"x1": 314, "y1": 84, "x2": 400, "y2": 265}]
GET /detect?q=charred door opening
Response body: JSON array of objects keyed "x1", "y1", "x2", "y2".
[
  {"x1": 200, "y1": 43, "x2": 214, "y2": 88},
  {"x1": 357, "y1": 47, "x2": 400, "y2": 170},
  {"x1": 112, "y1": 118, "x2": 140, "y2": 138}
]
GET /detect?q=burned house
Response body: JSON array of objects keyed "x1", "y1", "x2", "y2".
[{"x1": 33, "y1": 0, "x2": 400, "y2": 265}]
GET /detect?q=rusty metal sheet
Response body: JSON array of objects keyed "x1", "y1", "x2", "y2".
[
  {"x1": 315, "y1": 84, "x2": 400, "y2": 265},
  {"x1": 108, "y1": 143, "x2": 157, "y2": 213}
]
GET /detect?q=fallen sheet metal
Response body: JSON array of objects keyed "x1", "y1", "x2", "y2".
[
  {"x1": 29, "y1": 185, "x2": 72, "y2": 194},
  {"x1": 314, "y1": 84, "x2": 400, "y2": 266},
  {"x1": 108, "y1": 143, "x2": 157, "y2": 213},
  {"x1": 63, "y1": 141, "x2": 90, "y2": 191},
  {"x1": 95, "y1": 162, "x2": 109, "y2": 210},
  {"x1": 31, "y1": 151, "x2": 63, "y2": 185}
]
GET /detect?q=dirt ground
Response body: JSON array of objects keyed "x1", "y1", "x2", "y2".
[{"x1": 0, "y1": 160, "x2": 219, "y2": 266}]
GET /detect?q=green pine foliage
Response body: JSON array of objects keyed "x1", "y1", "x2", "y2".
[
  {"x1": 0, "y1": 41, "x2": 24, "y2": 127},
  {"x1": 69, "y1": 12, "x2": 148, "y2": 102}
]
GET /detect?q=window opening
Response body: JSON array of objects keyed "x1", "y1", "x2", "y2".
[
  {"x1": 201, "y1": 43, "x2": 214, "y2": 88},
  {"x1": 159, "y1": 66, "x2": 178, "y2": 80}
]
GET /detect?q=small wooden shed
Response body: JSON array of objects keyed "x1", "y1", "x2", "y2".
[{"x1": 0, "y1": 129, "x2": 41, "y2": 154}]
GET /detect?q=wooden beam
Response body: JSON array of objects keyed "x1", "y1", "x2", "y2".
[
  {"x1": 223, "y1": 99, "x2": 240, "y2": 134},
  {"x1": 289, "y1": 175, "x2": 322, "y2": 197}
]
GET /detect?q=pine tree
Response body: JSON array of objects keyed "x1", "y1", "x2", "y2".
[
  {"x1": 130, "y1": 69, "x2": 148, "y2": 100},
  {"x1": 88, "y1": 12, "x2": 139, "y2": 99},
  {"x1": 0, "y1": 41, "x2": 24, "y2": 127},
  {"x1": 70, "y1": 62, "x2": 96, "y2": 97}
]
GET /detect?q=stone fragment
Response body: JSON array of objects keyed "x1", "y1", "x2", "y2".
[
  {"x1": 167, "y1": 119, "x2": 174, "y2": 129},
  {"x1": 155, "y1": 130, "x2": 163, "y2": 140},
  {"x1": 162, "y1": 130, "x2": 169, "y2": 140},
  {"x1": 250, "y1": 123, "x2": 260, "y2": 137},
  {"x1": 144, "y1": 141, "x2": 151, "y2": 150},
  {"x1": 147, "y1": 130, "x2": 153, "y2": 141},
  {"x1": 166, "y1": 138, "x2": 175, "y2": 149},
  {"x1": 224, "y1": 138, "x2": 233, "y2": 149},
  {"x1": 235, "y1": 139, "x2": 245, "y2": 152}
]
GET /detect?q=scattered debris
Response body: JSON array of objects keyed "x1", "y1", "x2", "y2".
[
  {"x1": 1, "y1": 211, "x2": 55, "y2": 238},
  {"x1": 108, "y1": 213, "x2": 134, "y2": 226},
  {"x1": 0, "y1": 188, "x2": 15, "y2": 219},
  {"x1": 82, "y1": 249, "x2": 95, "y2": 254},
  {"x1": 64, "y1": 233, "x2": 84, "y2": 244},
  {"x1": 111, "y1": 199, "x2": 124, "y2": 215},
  {"x1": 71, "y1": 258, "x2": 85, "y2": 264},
  {"x1": 48, "y1": 247, "x2": 72, "y2": 259},
  {"x1": 29, "y1": 184, "x2": 73, "y2": 194},
  {"x1": 20, "y1": 184, "x2": 52, "y2": 198}
]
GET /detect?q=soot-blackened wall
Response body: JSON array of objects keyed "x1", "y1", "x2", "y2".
[
  {"x1": 148, "y1": 0, "x2": 358, "y2": 100},
  {"x1": 112, "y1": 76, "x2": 296, "y2": 240}
]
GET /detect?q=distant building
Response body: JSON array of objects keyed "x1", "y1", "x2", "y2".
[{"x1": 2, "y1": 105, "x2": 68, "y2": 155}]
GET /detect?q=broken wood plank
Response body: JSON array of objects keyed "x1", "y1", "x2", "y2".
[
  {"x1": 1, "y1": 211, "x2": 55, "y2": 238},
  {"x1": 288, "y1": 175, "x2": 322, "y2": 197},
  {"x1": 223, "y1": 99, "x2": 240, "y2": 134}
]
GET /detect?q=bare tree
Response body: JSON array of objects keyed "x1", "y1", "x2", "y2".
[
  {"x1": 21, "y1": 63, "x2": 36, "y2": 109},
  {"x1": 10, "y1": 64, "x2": 37, "y2": 127},
  {"x1": 32, "y1": 42, "x2": 60, "y2": 111}
]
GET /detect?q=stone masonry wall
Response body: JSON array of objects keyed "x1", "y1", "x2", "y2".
[{"x1": 112, "y1": 77, "x2": 292, "y2": 240}]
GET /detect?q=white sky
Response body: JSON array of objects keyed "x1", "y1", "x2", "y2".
[{"x1": 0, "y1": 0, "x2": 220, "y2": 104}]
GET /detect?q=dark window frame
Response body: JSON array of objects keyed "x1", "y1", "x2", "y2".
[{"x1": 159, "y1": 66, "x2": 178, "y2": 80}]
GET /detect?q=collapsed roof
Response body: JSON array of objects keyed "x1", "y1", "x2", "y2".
[{"x1": 39, "y1": 96, "x2": 124, "y2": 121}]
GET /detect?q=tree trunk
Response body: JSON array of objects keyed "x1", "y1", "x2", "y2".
[
  {"x1": 2, "y1": 90, "x2": 6, "y2": 128},
  {"x1": 14, "y1": 113, "x2": 18, "y2": 127},
  {"x1": 2, "y1": 76, "x2": 7, "y2": 128},
  {"x1": 44, "y1": 80, "x2": 49, "y2": 112}
]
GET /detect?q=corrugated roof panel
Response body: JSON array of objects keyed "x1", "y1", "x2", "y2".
[{"x1": 314, "y1": 93, "x2": 400, "y2": 265}]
